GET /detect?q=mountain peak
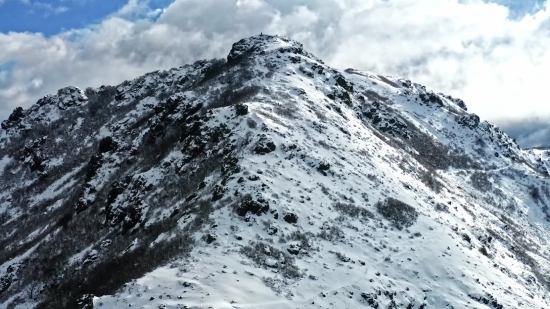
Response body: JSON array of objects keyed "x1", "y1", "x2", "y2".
[
  {"x1": 1, "y1": 86, "x2": 87, "y2": 133},
  {"x1": 227, "y1": 34, "x2": 321, "y2": 63},
  {"x1": 1, "y1": 35, "x2": 550, "y2": 309}
]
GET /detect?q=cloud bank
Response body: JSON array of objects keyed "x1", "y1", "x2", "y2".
[
  {"x1": 498, "y1": 117, "x2": 550, "y2": 149},
  {"x1": 1, "y1": 0, "x2": 550, "y2": 139}
]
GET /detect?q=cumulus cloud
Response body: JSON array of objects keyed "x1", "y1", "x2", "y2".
[{"x1": 1, "y1": 0, "x2": 550, "y2": 128}]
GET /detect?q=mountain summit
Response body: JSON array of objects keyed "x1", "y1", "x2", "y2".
[{"x1": 1, "y1": 34, "x2": 550, "y2": 308}]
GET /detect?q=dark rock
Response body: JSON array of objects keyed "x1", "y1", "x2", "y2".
[
  {"x1": 182, "y1": 136, "x2": 207, "y2": 162},
  {"x1": 182, "y1": 281, "x2": 192, "y2": 287},
  {"x1": 267, "y1": 226, "x2": 278, "y2": 235},
  {"x1": 419, "y1": 91, "x2": 444, "y2": 107},
  {"x1": 211, "y1": 185, "x2": 226, "y2": 201},
  {"x1": 166, "y1": 207, "x2": 179, "y2": 219},
  {"x1": 361, "y1": 293, "x2": 379, "y2": 308},
  {"x1": 0, "y1": 267, "x2": 17, "y2": 295},
  {"x1": 317, "y1": 161, "x2": 330, "y2": 176},
  {"x1": 106, "y1": 181, "x2": 127, "y2": 217},
  {"x1": 2, "y1": 106, "x2": 25, "y2": 130},
  {"x1": 55, "y1": 211, "x2": 74, "y2": 228},
  {"x1": 234, "y1": 103, "x2": 248, "y2": 116},
  {"x1": 86, "y1": 154, "x2": 103, "y2": 181},
  {"x1": 387, "y1": 300, "x2": 398, "y2": 309},
  {"x1": 221, "y1": 156, "x2": 240, "y2": 177},
  {"x1": 98, "y1": 136, "x2": 117, "y2": 153},
  {"x1": 458, "y1": 114, "x2": 480, "y2": 129},
  {"x1": 299, "y1": 67, "x2": 314, "y2": 78},
  {"x1": 8, "y1": 106, "x2": 24, "y2": 122},
  {"x1": 289, "y1": 56, "x2": 301, "y2": 63},
  {"x1": 287, "y1": 243, "x2": 301, "y2": 255},
  {"x1": 75, "y1": 294, "x2": 94, "y2": 309},
  {"x1": 400, "y1": 79, "x2": 413, "y2": 89},
  {"x1": 34, "y1": 86, "x2": 87, "y2": 110},
  {"x1": 185, "y1": 193, "x2": 197, "y2": 202},
  {"x1": 227, "y1": 38, "x2": 256, "y2": 62},
  {"x1": 468, "y1": 293, "x2": 503, "y2": 309},
  {"x1": 453, "y1": 97, "x2": 468, "y2": 110},
  {"x1": 204, "y1": 233, "x2": 217, "y2": 244},
  {"x1": 116, "y1": 205, "x2": 143, "y2": 233},
  {"x1": 253, "y1": 137, "x2": 276, "y2": 155},
  {"x1": 198, "y1": 181, "x2": 206, "y2": 190},
  {"x1": 236, "y1": 195, "x2": 269, "y2": 216},
  {"x1": 335, "y1": 74, "x2": 353, "y2": 92},
  {"x1": 21, "y1": 137, "x2": 49, "y2": 175},
  {"x1": 283, "y1": 213, "x2": 298, "y2": 224}
]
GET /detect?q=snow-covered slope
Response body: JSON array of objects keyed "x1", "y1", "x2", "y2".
[{"x1": 1, "y1": 35, "x2": 550, "y2": 309}]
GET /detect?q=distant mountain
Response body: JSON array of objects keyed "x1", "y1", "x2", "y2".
[
  {"x1": 526, "y1": 146, "x2": 550, "y2": 151},
  {"x1": 1, "y1": 34, "x2": 550, "y2": 309}
]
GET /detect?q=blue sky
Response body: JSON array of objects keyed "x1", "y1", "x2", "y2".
[
  {"x1": 0, "y1": 0, "x2": 172, "y2": 35},
  {"x1": 0, "y1": 0, "x2": 545, "y2": 36},
  {"x1": 492, "y1": 0, "x2": 547, "y2": 17}
]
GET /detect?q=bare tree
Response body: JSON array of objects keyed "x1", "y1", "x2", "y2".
[{"x1": 25, "y1": 282, "x2": 41, "y2": 301}]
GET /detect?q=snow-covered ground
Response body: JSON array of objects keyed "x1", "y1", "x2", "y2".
[
  {"x1": 93, "y1": 36, "x2": 550, "y2": 308},
  {"x1": 1, "y1": 35, "x2": 549, "y2": 309}
]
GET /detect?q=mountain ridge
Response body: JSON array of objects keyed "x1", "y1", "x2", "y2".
[{"x1": 1, "y1": 34, "x2": 550, "y2": 309}]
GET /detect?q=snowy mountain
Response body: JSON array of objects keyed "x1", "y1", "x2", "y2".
[{"x1": 1, "y1": 34, "x2": 550, "y2": 309}]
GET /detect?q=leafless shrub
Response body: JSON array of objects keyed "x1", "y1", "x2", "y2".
[
  {"x1": 318, "y1": 224, "x2": 345, "y2": 242},
  {"x1": 334, "y1": 202, "x2": 373, "y2": 220},
  {"x1": 274, "y1": 103, "x2": 299, "y2": 119},
  {"x1": 376, "y1": 198, "x2": 418, "y2": 230},
  {"x1": 419, "y1": 170, "x2": 443, "y2": 193},
  {"x1": 240, "y1": 242, "x2": 303, "y2": 279},
  {"x1": 286, "y1": 230, "x2": 313, "y2": 249},
  {"x1": 470, "y1": 171, "x2": 492, "y2": 192}
]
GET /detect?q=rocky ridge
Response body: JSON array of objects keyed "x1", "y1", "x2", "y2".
[{"x1": 0, "y1": 35, "x2": 549, "y2": 308}]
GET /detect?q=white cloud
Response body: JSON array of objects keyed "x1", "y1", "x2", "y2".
[
  {"x1": 19, "y1": 0, "x2": 69, "y2": 16},
  {"x1": 1, "y1": 0, "x2": 550, "y2": 124},
  {"x1": 115, "y1": 0, "x2": 150, "y2": 18}
]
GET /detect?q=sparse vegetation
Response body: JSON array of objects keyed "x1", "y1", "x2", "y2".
[
  {"x1": 470, "y1": 171, "x2": 493, "y2": 192},
  {"x1": 333, "y1": 202, "x2": 373, "y2": 220},
  {"x1": 376, "y1": 198, "x2": 418, "y2": 230},
  {"x1": 318, "y1": 224, "x2": 345, "y2": 242},
  {"x1": 2, "y1": 35, "x2": 550, "y2": 309},
  {"x1": 419, "y1": 169, "x2": 443, "y2": 193},
  {"x1": 240, "y1": 241, "x2": 303, "y2": 279}
]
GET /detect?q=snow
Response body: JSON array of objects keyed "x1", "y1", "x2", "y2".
[
  {"x1": 0, "y1": 155, "x2": 12, "y2": 177},
  {"x1": 27, "y1": 164, "x2": 83, "y2": 209},
  {"x1": 2, "y1": 35, "x2": 550, "y2": 309},
  {"x1": 95, "y1": 36, "x2": 550, "y2": 308}
]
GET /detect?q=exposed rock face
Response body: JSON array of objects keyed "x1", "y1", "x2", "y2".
[
  {"x1": 0, "y1": 34, "x2": 549, "y2": 309},
  {"x1": 458, "y1": 114, "x2": 481, "y2": 129},
  {"x1": 283, "y1": 212, "x2": 298, "y2": 224}
]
